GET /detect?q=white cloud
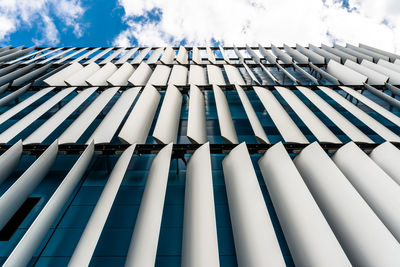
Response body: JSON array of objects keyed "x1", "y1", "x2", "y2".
[
  {"x1": 114, "y1": 0, "x2": 400, "y2": 53},
  {"x1": 0, "y1": 0, "x2": 85, "y2": 45}
]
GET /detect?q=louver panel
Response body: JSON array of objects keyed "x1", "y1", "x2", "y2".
[
  {"x1": 86, "y1": 62, "x2": 118, "y2": 86},
  {"x1": 43, "y1": 62, "x2": 83, "y2": 86},
  {"x1": 370, "y1": 142, "x2": 400, "y2": 185},
  {"x1": 127, "y1": 62, "x2": 152, "y2": 86},
  {"x1": 107, "y1": 62, "x2": 135, "y2": 86},
  {"x1": 188, "y1": 65, "x2": 207, "y2": 85},
  {"x1": 64, "y1": 63, "x2": 100, "y2": 86},
  {"x1": 147, "y1": 65, "x2": 171, "y2": 86},
  {"x1": 0, "y1": 140, "x2": 22, "y2": 185},
  {"x1": 207, "y1": 65, "x2": 226, "y2": 85},
  {"x1": 168, "y1": 65, "x2": 188, "y2": 85},
  {"x1": 344, "y1": 60, "x2": 389, "y2": 85},
  {"x1": 187, "y1": 84, "x2": 207, "y2": 144}
]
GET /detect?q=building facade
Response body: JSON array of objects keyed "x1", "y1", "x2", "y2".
[{"x1": 0, "y1": 44, "x2": 400, "y2": 266}]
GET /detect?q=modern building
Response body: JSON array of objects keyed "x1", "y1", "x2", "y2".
[{"x1": 0, "y1": 44, "x2": 400, "y2": 266}]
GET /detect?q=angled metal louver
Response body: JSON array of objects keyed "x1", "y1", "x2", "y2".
[
  {"x1": 223, "y1": 65, "x2": 246, "y2": 85},
  {"x1": 295, "y1": 44, "x2": 325, "y2": 64},
  {"x1": 233, "y1": 45, "x2": 245, "y2": 64},
  {"x1": 364, "y1": 83, "x2": 400, "y2": 109},
  {"x1": 192, "y1": 47, "x2": 202, "y2": 64},
  {"x1": 294, "y1": 142, "x2": 400, "y2": 267},
  {"x1": 0, "y1": 140, "x2": 22, "y2": 185},
  {"x1": 296, "y1": 86, "x2": 373, "y2": 143},
  {"x1": 0, "y1": 140, "x2": 58, "y2": 230},
  {"x1": 168, "y1": 65, "x2": 188, "y2": 85},
  {"x1": 64, "y1": 62, "x2": 100, "y2": 86},
  {"x1": 69, "y1": 144, "x2": 136, "y2": 267},
  {"x1": 245, "y1": 45, "x2": 261, "y2": 64},
  {"x1": 219, "y1": 45, "x2": 231, "y2": 64},
  {"x1": 346, "y1": 43, "x2": 390, "y2": 63},
  {"x1": 207, "y1": 65, "x2": 226, "y2": 85},
  {"x1": 326, "y1": 60, "x2": 368, "y2": 85},
  {"x1": 370, "y1": 142, "x2": 400, "y2": 186},
  {"x1": 7, "y1": 47, "x2": 50, "y2": 64},
  {"x1": 87, "y1": 87, "x2": 140, "y2": 144},
  {"x1": 377, "y1": 59, "x2": 400, "y2": 73},
  {"x1": 212, "y1": 85, "x2": 238, "y2": 144},
  {"x1": 118, "y1": 85, "x2": 161, "y2": 144},
  {"x1": 84, "y1": 47, "x2": 113, "y2": 65},
  {"x1": 188, "y1": 65, "x2": 207, "y2": 85},
  {"x1": 43, "y1": 62, "x2": 83, "y2": 86},
  {"x1": 275, "y1": 86, "x2": 341, "y2": 143},
  {"x1": 182, "y1": 143, "x2": 219, "y2": 267},
  {"x1": 0, "y1": 87, "x2": 76, "y2": 144},
  {"x1": 259, "y1": 142, "x2": 351, "y2": 267},
  {"x1": 335, "y1": 44, "x2": 373, "y2": 63},
  {"x1": 115, "y1": 48, "x2": 138, "y2": 64},
  {"x1": 86, "y1": 62, "x2": 118, "y2": 86},
  {"x1": 254, "y1": 86, "x2": 308, "y2": 143},
  {"x1": 99, "y1": 47, "x2": 125, "y2": 65},
  {"x1": 206, "y1": 47, "x2": 217, "y2": 64},
  {"x1": 12, "y1": 63, "x2": 53, "y2": 86},
  {"x1": 258, "y1": 44, "x2": 277, "y2": 63},
  {"x1": 39, "y1": 48, "x2": 75, "y2": 64},
  {"x1": 58, "y1": 87, "x2": 118, "y2": 144},
  {"x1": 107, "y1": 62, "x2": 135, "y2": 86},
  {"x1": 55, "y1": 47, "x2": 88, "y2": 64},
  {"x1": 152, "y1": 85, "x2": 182, "y2": 144},
  {"x1": 147, "y1": 65, "x2": 171, "y2": 86},
  {"x1": 72, "y1": 47, "x2": 101, "y2": 63},
  {"x1": 344, "y1": 60, "x2": 389, "y2": 85},
  {"x1": 271, "y1": 44, "x2": 293, "y2": 64},
  {"x1": 146, "y1": 47, "x2": 164, "y2": 64},
  {"x1": 222, "y1": 142, "x2": 285, "y2": 267},
  {"x1": 0, "y1": 63, "x2": 36, "y2": 86},
  {"x1": 321, "y1": 44, "x2": 357, "y2": 64},
  {"x1": 127, "y1": 62, "x2": 152, "y2": 86},
  {"x1": 4, "y1": 142, "x2": 94, "y2": 267},
  {"x1": 361, "y1": 60, "x2": 400, "y2": 84},
  {"x1": 160, "y1": 46, "x2": 175, "y2": 64},
  {"x1": 125, "y1": 143, "x2": 172, "y2": 267},
  {"x1": 284, "y1": 44, "x2": 308, "y2": 64},
  {"x1": 187, "y1": 84, "x2": 207, "y2": 144},
  {"x1": 309, "y1": 44, "x2": 341, "y2": 63},
  {"x1": 176, "y1": 46, "x2": 188, "y2": 64},
  {"x1": 332, "y1": 142, "x2": 400, "y2": 243},
  {"x1": 359, "y1": 43, "x2": 400, "y2": 62},
  {"x1": 235, "y1": 84, "x2": 269, "y2": 143},
  {"x1": 0, "y1": 83, "x2": 31, "y2": 108},
  {"x1": 131, "y1": 47, "x2": 151, "y2": 64},
  {"x1": 24, "y1": 87, "x2": 98, "y2": 144},
  {"x1": 319, "y1": 86, "x2": 400, "y2": 142}
]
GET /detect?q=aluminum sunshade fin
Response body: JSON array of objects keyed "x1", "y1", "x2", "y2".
[
  {"x1": 188, "y1": 65, "x2": 207, "y2": 85},
  {"x1": 55, "y1": 47, "x2": 88, "y2": 64},
  {"x1": 23, "y1": 87, "x2": 98, "y2": 145},
  {"x1": 258, "y1": 142, "x2": 351, "y2": 267},
  {"x1": 0, "y1": 83, "x2": 9, "y2": 95},
  {"x1": 346, "y1": 43, "x2": 390, "y2": 63},
  {"x1": 107, "y1": 62, "x2": 135, "y2": 86},
  {"x1": 0, "y1": 87, "x2": 55, "y2": 124},
  {"x1": 386, "y1": 83, "x2": 400, "y2": 97},
  {"x1": 0, "y1": 46, "x2": 36, "y2": 63},
  {"x1": 326, "y1": 60, "x2": 368, "y2": 85},
  {"x1": 131, "y1": 47, "x2": 151, "y2": 64},
  {"x1": 271, "y1": 44, "x2": 293, "y2": 64},
  {"x1": 68, "y1": 144, "x2": 136, "y2": 267},
  {"x1": 4, "y1": 142, "x2": 94, "y2": 267},
  {"x1": 295, "y1": 44, "x2": 325, "y2": 64},
  {"x1": 308, "y1": 44, "x2": 341, "y2": 63},
  {"x1": 0, "y1": 140, "x2": 22, "y2": 185},
  {"x1": 87, "y1": 87, "x2": 140, "y2": 144},
  {"x1": 146, "y1": 47, "x2": 164, "y2": 64},
  {"x1": 12, "y1": 63, "x2": 53, "y2": 86},
  {"x1": 360, "y1": 43, "x2": 400, "y2": 62},
  {"x1": 7, "y1": 47, "x2": 50, "y2": 64},
  {"x1": 206, "y1": 47, "x2": 217, "y2": 64},
  {"x1": 233, "y1": 45, "x2": 245, "y2": 64},
  {"x1": 99, "y1": 47, "x2": 125, "y2": 64},
  {"x1": 219, "y1": 45, "x2": 231, "y2": 64},
  {"x1": 84, "y1": 47, "x2": 113, "y2": 65},
  {"x1": 332, "y1": 142, "x2": 400, "y2": 243},
  {"x1": 223, "y1": 65, "x2": 246, "y2": 85},
  {"x1": 235, "y1": 84, "x2": 269, "y2": 144},
  {"x1": 192, "y1": 47, "x2": 202, "y2": 64},
  {"x1": 58, "y1": 87, "x2": 119, "y2": 144},
  {"x1": 187, "y1": 84, "x2": 208, "y2": 144},
  {"x1": 86, "y1": 62, "x2": 118, "y2": 86},
  {"x1": 0, "y1": 83, "x2": 31, "y2": 108},
  {"x1": 64, "y1": 62, "x2": 101, "y2": 86},
  {"x1": 243, "y1": 63, "x2": 261, "y2": 85},
  {"x1": 207, "y1": 65, "x2": 226, "y2": 85},
  {"x1": 168, "y1": 65, "x2": 188, "y2": 85},
  {"x1": 321, "y1": 44, "x2": 357, "y2": 64},
  {"x1": 127, "y1": 62, "x2": 152, "y2": 86},
  {"x1": 294, "y1": 142, "x2": 400, "y2": 267},
  {"x1": 181, "y1": 143, "x2": 220, "y2": 267},
  {"x1": 0, "y1": 140, "x2": 58, "y2": 230},
  {"x1": 253, "y1": 86, "x2": 308, "y2": 144},
  {"x1": 340, "y1": 86, "x2": 400, "y2": 127},
  {"x1": 319, "y1": 86, "x2": 400, "y2": 142},
  {"x1": 258, "y1": 44, "x2": 277, "y2": 63},
  {"x1": 212, "y1": 84, "x2": 238, "y2": 144},
  {"x1": 222, "y1": 142, "x2": 285, "y2": 267},
  {"x1": 378, "y1": 59, "x2": 400, "y2": 73},
  {"x1": 334, "y1": 44, "x2": 373, "y2": 63},
  {"x1": 176, "y1": 46, "x2": 188, "y2": 64},
  {"x1": 71, "y1": 47, "x2": 101, "y2": 63},
  {"x1": 369, "y1": 142, "x2": 400, "y2": 185},
  {"x1": 160, "y1": 46, "x2": 175, "y2": 64},
  {"x1": 125, "y1": 143, "x2": 172, "y2": 267},
  {"x1": 309, "y1": 63, "x2": 341, "y2": 85},
  {"x1": 283, "y1": 44, "x2": 309, "y2": 64},
  {"x1": 115, "y1": 47, "x2": 138, "y2": 64},
  {"x1": 146, "y1": 65, "x2": 171, "y2": 86},
  {"x1": 152, "y1": 85, "x2": 182, "y2": 144},
  {"x1": 0, "y1": 87, "x2": 76, "y2": 144},
  {"x1": 43, "y1": 62, "x2": 83, "y2": 86},
  {"x1": 275, "y1": 86, "x2": 341, "y2": 143},
  {"x1": 0, "y1": 63, "x2": 36, "y2": 86},
  {"x1": 361, "y1": 60, "x2": 400, "y2": 84},
  {"x1": 296, "y1": 86, "x2": 373, "y2": 143},
  {"x1": 245, "y1": 45, "x2": 261, "y2": 64},
  {"x1": 118, "y1": 85, "x2": 161, "y2": 144},
  {"x1": 344, "y1": 60, "x2": 389, "y2": 85},
  {"x1": 39, "y1": 47, "x2": 75, "y2": 64}
]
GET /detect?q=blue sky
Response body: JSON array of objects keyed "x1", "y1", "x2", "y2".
[{"x1": 1, "y1": 0, "x2": 400, "y2": 52}]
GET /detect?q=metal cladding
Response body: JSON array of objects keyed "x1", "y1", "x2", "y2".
[{"x1": 1, "y1": 44, "x2": 400, "y2": 266}]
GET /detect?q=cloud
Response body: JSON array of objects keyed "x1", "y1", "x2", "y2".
[
  {"x1": 0, "y1": 0, "x2": 85, "y2": 45},
  {"x1": 114, "y1": 0, "x2": 400, "y2": 53}
]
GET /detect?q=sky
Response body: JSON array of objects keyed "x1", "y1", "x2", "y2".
[{"x1": 1, "y1": 0, "x2": 400, "y2": 53}]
